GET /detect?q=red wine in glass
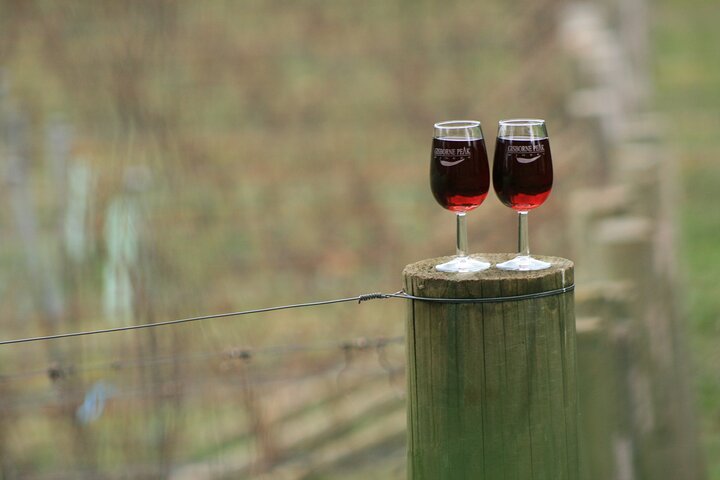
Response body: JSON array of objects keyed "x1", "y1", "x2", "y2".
[
  {"x1": 431, "y1": 137, "x2": 490, "y2": 212},
  {"x1": 492, "y1": 119, "x2": 553, "y2": 271},
  {"x1": 430, "y1": 120, "x2": 490, "y2": 273},
  {"x1": 493, "y1": 136, "x2": 552, "y2": 211}
]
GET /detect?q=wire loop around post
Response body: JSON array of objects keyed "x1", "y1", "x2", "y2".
[
  {"x1": 390, "y1": 284, "x2": 575, "y2": 304},
  {"x1": 0, "y1": 284, "x2": 575, "y2": 346}
]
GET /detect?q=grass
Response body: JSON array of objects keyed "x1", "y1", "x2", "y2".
[{"x1": 654, "y1": 0, "x2": 720, "y2": 476}]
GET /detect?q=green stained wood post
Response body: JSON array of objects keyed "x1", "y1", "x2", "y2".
[{"x1": 404, "y1": 253, "x2": 578, "y2": 480}]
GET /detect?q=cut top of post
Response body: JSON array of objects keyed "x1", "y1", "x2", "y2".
[{"x1": 403, "y1": 254, "x2": 574, "y2": 300}]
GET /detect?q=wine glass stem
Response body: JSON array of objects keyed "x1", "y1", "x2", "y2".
[
  {"x1": 456, "y1": 212, "x2": 468, "y2": 257},
  {"x1": 518, "y1": 210, "x2": 530, "y2": 256}
]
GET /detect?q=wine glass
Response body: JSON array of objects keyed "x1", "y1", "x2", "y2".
[
  {"x1": 430, "y1": 120, "x2": 491, "y2": 273},
  {"x1": 492, "y1": 119, "x2": 553, "y2": 271}
]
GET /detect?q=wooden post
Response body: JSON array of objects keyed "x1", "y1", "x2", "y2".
[{"x1": 404, "y1": 253, "x2": 577, "y2": 480}]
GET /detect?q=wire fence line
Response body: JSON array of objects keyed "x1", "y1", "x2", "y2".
[
  {"x1": 0, "y1": 291, "x2": 400, "y2": 346},
  {"x1": 0, "y1": 279, "x2": 574, "y2": 433},
  {"x1": 0, "y1": 280, "x2": 577, "y2": 407},
  {"x1": 0, "y1": 285, "x2": 575, "y2": 347}
]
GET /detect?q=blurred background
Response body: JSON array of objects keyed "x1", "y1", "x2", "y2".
[{"x1": 0, "y1": 0, "x2": 717, "y2": 478}]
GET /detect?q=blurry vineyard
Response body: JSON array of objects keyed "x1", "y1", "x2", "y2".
[{"x1": 0, "y1": 0, "x2": 714, "y2": 478}]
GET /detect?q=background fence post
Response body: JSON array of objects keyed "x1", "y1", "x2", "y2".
[{"x1": 404, "y1": 253, "x2": 577, "y2": 480}]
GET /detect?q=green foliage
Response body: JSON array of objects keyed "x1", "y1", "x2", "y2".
[{"x1": 655, "y1": 1, "x2": 720, "y2": 477}]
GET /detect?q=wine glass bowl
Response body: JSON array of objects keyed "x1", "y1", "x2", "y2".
[
  {"x1": 492, "y1": 119, "x2": 553, "y2": 271},
  {"x1": 430, "y1": 120, "x2": 490, "y2": 273}
]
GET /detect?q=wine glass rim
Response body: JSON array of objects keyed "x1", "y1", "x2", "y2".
[
  {"x1": 434, "y1": 120, "x2": 482, "y2": 129},
  {"x1": 498, "y1": 118, "x2": 546, "y2": 126}
]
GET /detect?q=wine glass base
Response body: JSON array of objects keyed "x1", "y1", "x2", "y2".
[
  {"x1": 496, "y1": 255, "x2": 551, "y2": 271},
  {"x1": 435, "y1": 256, "x2": 490, "y2": 273}
]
